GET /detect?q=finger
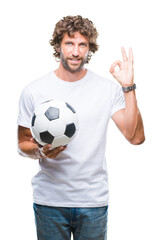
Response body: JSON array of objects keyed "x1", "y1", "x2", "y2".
[
  {"x1": 41, "y1": 144, "x2": 52, "y2": 153},
  {"x1": 109, "y1": 64, "x2": 115, "y2": 74},
  {"x1": 121, "y1": 46, "x2": 128, "y2": 62},
  {"x1": 113, "y1": 60, "x2": 122, "y2": 68},
  {"x1": 43, "y1": 145, "x2": 65, "y2": 155},
  {"x1": 109, "y1": 60, "x2": 122, "y2": 74},
  {"x1": 54, "y1": 145, "x2": 67, "y2": 153},
  {"x1": 40, "y1": 144, "x2": 51, "y2": 154},
  {"x1": 46, "y1": 146, "x2": 67, "y2": 158},
  {"x1": 128, "y1": 47, "x2": 133, "y2": 65}
]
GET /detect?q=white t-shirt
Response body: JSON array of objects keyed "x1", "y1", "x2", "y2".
[{"x1": 17, "y1": 69, "x2": 125, "y2": 207}]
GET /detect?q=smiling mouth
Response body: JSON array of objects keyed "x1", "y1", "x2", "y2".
[
  {"x1": 68, "y1": 58, "x2": 81, "y2": 64},
  {"x1": 69, "y1": 58, "x2": 81, "y2": 60}
]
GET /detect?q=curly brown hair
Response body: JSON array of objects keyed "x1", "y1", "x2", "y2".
[{"x1": 49, "y1": 15, "x2": 99, "y2": 63}]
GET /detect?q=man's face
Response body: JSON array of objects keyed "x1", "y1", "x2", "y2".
[{"x1": 59, "y1": 32, "x2": 89, "y2": 73}]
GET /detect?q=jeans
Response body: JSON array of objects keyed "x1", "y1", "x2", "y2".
[{"x1": 33, "y1": 203, "x2": 108, "y2": 240}]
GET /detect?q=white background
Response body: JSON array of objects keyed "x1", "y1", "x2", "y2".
[{"x1": 0, "y1": 0, "x2": 162, "y2": 239}]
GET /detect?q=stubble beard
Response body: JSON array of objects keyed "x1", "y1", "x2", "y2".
[{"x1": 60, "y1": 50, "x2": 88, "y2": 73}]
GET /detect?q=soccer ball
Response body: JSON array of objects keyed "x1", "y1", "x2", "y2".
[{"x1": 31, "y1": 99, "x2": 79, "y2": 149}]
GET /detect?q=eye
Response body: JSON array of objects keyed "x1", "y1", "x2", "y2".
[
  {"x1": 80, "y1": 43, "x2": 87, "y2": 47},
  {"x1": 66, "y1": 42, "x2": 72, "y2": 45}
]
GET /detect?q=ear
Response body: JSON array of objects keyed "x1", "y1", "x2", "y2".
[
  {"x1": 88, "y1": 51, "x2": 92, "y2": 57},
  {"x1": 56, "y1": 47, "x2": 60, "y2": 53}
]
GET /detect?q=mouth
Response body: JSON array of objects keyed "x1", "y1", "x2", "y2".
[{"x1": 68, "y1": 58, "x2": 82, "y2": 64}]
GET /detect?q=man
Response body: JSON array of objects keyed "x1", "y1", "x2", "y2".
[{"x1": 17, "y1": 15, "x2": 145, "y2": 240}]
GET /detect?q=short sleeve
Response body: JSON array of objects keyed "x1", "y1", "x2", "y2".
[
  {"x1": 111, "y1": 83, "x2": 125, "y2": 117},
  {"x1": 17, "y1": 86, "x2": 34, "y2": 128}
]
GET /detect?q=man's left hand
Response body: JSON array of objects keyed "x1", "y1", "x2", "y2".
[{"x1": 109, "y1": 47, "x2": 134, "y2": 87}]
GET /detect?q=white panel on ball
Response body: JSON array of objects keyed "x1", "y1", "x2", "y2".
[
  {"x1": 51, "y1": 135, "x2": 71, "y2": 148},
  {"x1": 34, "y1": 114, "x2": 49, "y2": 132},
  {"x1": 48, "y1": 118, "x2": 66, "y2": 137},
  {"x1": 60, "y1": 107, "x2": 74, "y2": 124}
]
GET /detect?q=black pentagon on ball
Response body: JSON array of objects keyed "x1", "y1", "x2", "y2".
[
  {"x1": 45, "y1": 107, "x2": 59, "y2": 121},
  {"x1": 65, "y1": 123, "x2": 76, "y2": 138},
  {"x1": 40, "y1": 131, "x2": 54, "y2": 144},
  {"x1": 66, "y1": 102, "x2": 76, "y2": 113},
  {"x1": 31, "y1": 114, "x2": 36, "y2": 126}
]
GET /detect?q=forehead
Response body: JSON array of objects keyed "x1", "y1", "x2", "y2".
[{"x1": 62, "y1": 32, "x2": 89, "y2": 43}]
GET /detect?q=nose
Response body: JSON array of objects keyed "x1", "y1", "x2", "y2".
[{"x1": 72, "y1": 45, "x2": 80, "y2": 57}]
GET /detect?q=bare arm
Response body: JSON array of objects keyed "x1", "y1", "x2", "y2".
[
  {"x1": 110, "y1": 47, "x2": 145, "y2": 145},
  {"x1": 17, "y1": 126, "x2": 67, "y2": 159},
  {"x1": 112, "y1": 107, "x2": 145, "y2": 145},
  {"x1": 18, "y1": 126, "x2": 40, "y2": 159}
]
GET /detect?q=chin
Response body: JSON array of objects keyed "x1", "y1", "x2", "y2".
[{"x1": 68, "y1": 65, "x2": 82, "y2": 73}]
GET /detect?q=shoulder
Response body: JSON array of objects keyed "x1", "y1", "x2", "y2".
[
  {"x1": 20, "y1": 71, "x2": 53, "y2": 98},
  {"x1": 26, "y1": 71, "x2": 53, "y2": 90}
]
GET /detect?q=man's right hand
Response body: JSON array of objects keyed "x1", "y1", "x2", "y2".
[
  {"x1": 39, "y1": 144, "x2": 67, "y2": 159},
  {"x1": 18, "y1": 126, "x2": 67, "y2": 160}
]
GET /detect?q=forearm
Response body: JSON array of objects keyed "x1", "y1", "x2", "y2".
[
  {"x1": 124, "y1": 90, "x2": 145, "y2": 144},
  {"x1": 124, "y1": 90, "x2": 138, "y2": 138},
  {"x1": 18, "y1": 141, "x2": 41, "y2": 159},
  {"x1": 129, "y1": 111, "x2": 145, "y2": 144}
]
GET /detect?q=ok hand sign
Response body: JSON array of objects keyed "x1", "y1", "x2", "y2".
[{"x1": 109, "y1": 47, "x2": 134, "y2": 87}]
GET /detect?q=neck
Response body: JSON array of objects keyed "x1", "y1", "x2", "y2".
[{"x1": 55, "y1": 63, "x2": 87, "y2": 82}]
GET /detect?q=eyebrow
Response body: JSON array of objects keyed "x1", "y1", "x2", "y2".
[{"x1": 64, "y1": 40, "x2": 89, "y2": 45}]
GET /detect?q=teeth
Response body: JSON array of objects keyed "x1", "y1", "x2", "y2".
[{"x1": 70, "y1": 59, "x2": 80, "y2": 61}]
